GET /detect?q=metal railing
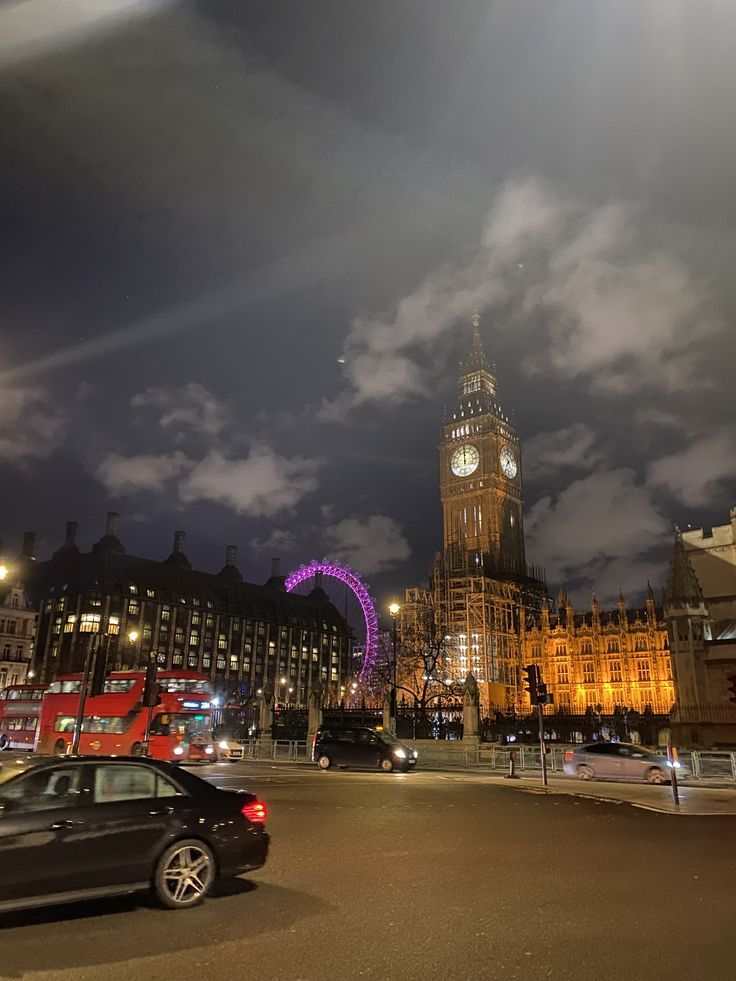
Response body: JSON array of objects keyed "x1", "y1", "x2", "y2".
[
  {"x1": 476, "y1": 745, "x2": 736, "y2": 782},
  {"x1": 229, "y1": 738, "x2": 736, "y2": 783},
  {"x1": 237, "y1": 738, "x2": 308, "y2": 761}
]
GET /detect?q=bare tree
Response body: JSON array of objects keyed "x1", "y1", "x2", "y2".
[{"x1": 366, "y1": 621, "x2": 462, "y2": 719}]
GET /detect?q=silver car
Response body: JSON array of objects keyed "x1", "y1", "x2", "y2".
[{"x1": 563, "y1": 742, "x2": 685, "y2": 784}]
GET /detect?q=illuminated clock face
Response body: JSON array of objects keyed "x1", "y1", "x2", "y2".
[
  {"x1": 500, "y1": 446, "x2": 517, "y2": 480},
  {"x1": 451, "y1": 444, "x2": 480, "y2": 478}
]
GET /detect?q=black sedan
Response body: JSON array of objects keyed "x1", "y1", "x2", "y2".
[{"x1": 0, "y1": 755, "x2": 269, "y2": 913}]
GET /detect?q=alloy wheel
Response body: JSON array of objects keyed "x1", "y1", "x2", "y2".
[
  {"x1": 647, "y1": 767, "x2": 666, "y2": 785},
  {"x1": 160, "y1": 844, "x2": 213, "y2": 907}
]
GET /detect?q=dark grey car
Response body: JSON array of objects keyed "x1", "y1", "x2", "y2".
[{"x1": 563, "y1": 742, "x2": 685, "y2": 784}]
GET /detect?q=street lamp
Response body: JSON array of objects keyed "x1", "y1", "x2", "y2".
[
  {"x1": 389, "y1": 602, "x2": 400, "y2": 734},
  {"x1": 0, "y1": 564, "x2": 8, "y2": 581}
]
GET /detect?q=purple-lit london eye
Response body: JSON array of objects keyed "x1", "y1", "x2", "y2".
[{"x1": 284, "y1": 560, "x2": 379, "y2": 682}]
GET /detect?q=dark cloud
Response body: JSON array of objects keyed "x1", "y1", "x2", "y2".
[{"x1": 1, "y1": 1, "x2": 735, "y2": 610}]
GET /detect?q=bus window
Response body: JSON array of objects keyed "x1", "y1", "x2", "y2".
[
  {"x1": 102, "y1": 680, "x2": 136, "y2": 693},
  {"x1": 150, "y1": 713, "x2": 211, "y2": 739},
  {"x1": 54, "y1": 714, "x2": 133, "y2": 734},
  {"x1": 82, "y1": 716, "x2": 132, "y2": 734},
  {"x1": 5, "y1": 717, "x2": 38, "y2": 731},
  {"x1": 163, "y1": 678, "x2": 210, "y2": 693},
  {"x1": 47, "y1": 681, "x2": 83, "y2": 694}
]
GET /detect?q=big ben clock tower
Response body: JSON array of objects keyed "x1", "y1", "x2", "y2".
[
  {"x1": 401, "y1": 312, "x2": 545, "y2": 713},
  {"x1": 439, "y1": 312, "x2": 526, "y2": 578}
]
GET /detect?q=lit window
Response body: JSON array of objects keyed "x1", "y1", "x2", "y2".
[{"x1": 80, "y1": 613, "x2": 101, "y2": 633}]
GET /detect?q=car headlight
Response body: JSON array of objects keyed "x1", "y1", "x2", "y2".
[
  {"x1": 412, "y1": 750, "x2": 419, "y2": 759},
  {"x1": 666, "y1": 760, "x2": 681, "y2": 768},
  {"x1": 205, "y1": 746, "x2": 214, "y2": 754},
  {"x1": 219, "y1": 741, "x2": 229, "y2": 750},
  {"x1": 173, "y1": 746, "x2": 185, "y2": 756},
  {"x1": 393, "y1": 748, "x2": 407, "y2": 759}
]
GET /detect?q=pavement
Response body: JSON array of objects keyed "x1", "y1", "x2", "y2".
[
  {"x1": 483, "y1": 772, "x2": 736, "y2": 815},
  {"x1": 2, "y1": 763, "x2": 735, "y2": 981}
]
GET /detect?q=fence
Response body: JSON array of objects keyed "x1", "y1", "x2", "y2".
[
  {"x1": 480, "y1": 710, "x2": 670, "y2": 746},
  {"x1": 229, "y1": 738, "x2": 736, "y2": 783}
]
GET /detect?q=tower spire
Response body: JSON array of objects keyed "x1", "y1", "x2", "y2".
[
  {"x1": 666, "y1": 529, "x2": 704, "y2": 606},
  {"x1": 466, "y1": 309, "x2": 490, "y2": 372}
]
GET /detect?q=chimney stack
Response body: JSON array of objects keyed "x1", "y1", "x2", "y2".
[
  {"x1": 104, "y1": 512, "x2": 120, "y2": 537},
  {"x1": 219, "y1": 544, "x2": 242, "y2": 581},
  {"x1": 270, "y1": 557, "x2": 282, "y2": 578},
  {"x1": 64, "y1": 521, "x2": 79, "y2": 547},
  {"x1": 21, "y1": 531, "x2": 36, "y2": 559},
  {"x1": 164, "y1": 530, "x2": 191, "y2": 570},
  {"x1": 93, "y1": 511, "x2": 124, "y2": 554}
]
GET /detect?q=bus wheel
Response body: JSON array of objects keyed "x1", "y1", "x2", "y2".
[
  {"x1": 131, "y1": 741, "x2": 143, "y2": 756},
  {"x1": 0, "y1": 734, "x2": 9, "y2": 750},
  {"x1": 54, "y1": 738, "x2": 67, "y2": 754}
]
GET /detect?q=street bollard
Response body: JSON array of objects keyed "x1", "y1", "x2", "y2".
[
  {"x1": 505, "y1": 748, "x2": 520, "y2": 779},
  {"x1": 667, "y1": 739, "x2": 680, "y2": 807}
]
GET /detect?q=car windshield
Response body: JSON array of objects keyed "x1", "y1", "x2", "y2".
[{"x1": 378, "y1": 731, "x2": 401, "y2": 745}]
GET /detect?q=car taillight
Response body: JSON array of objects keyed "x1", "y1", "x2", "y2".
[
  {"x1": 564, "y1": 751, "x2": 573, "y2": 761},
  {"x1": 242, "y1": 799, "x2": 267, "y2": 824}
]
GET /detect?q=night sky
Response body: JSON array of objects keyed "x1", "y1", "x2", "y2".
[{"x1": 1, "y1": 0, "x2": 735, "y2": 617}]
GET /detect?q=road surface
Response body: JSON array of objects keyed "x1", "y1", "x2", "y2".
[{"x1": 2, "y1": 764, "x2": 734, "y2": 981}]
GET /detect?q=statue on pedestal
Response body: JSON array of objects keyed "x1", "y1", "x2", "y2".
[
  {"x1": 463, "y1": 672, "x2": 480, "y2": 743},
  {"x1": 258, "y1": 680, "x2": 275, "y2": 740},
  {"x1": 307, "y1": 679, "x2": 324, "y2": 739}
]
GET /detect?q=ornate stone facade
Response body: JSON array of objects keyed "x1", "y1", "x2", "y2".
[
  {"x1": 528, "y1": 588, "x2": 673, "y2": 714},
  {"x1": 0, "y1": 535, "x2": 37, "y2": 689}
]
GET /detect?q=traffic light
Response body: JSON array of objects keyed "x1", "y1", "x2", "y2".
[
  {"x1": 523, "y1": 665, "x2": 540, "y2": 704},
  {"x1": 728, "y1": 676, "x2": 736, "y2": 705},
  {"x1": 536, "y1": 680, "x2": 548, "y2": 704},
  {"x1": 89, "y1": 641, "x2": 109, "y2": 697},
  {"x1": 142, "y1": 655, "x2": 161, "y2": 708}
]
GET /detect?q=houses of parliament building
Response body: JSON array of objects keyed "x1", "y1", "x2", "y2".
[{"x1": 400, "y1": 314, "x2": 675, "y2": 716}]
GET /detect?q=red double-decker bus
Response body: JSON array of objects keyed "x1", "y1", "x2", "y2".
[
  {"x1": 34, "y1": 670, "x2": 216, "y2": 762},
  {"x1": 0, "y1": 683, "x2": 47, "y2": 751}
]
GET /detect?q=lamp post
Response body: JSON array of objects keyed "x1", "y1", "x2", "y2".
[{"x1": 389, "y1": 602, "x2": 400, "y2": 734}]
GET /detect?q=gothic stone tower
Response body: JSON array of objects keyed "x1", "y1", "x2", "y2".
[
  {"x1": 431, "y1": 314, "x2": 544, "y2": 712},
  {"x1": 439, "y1": 312, "x2": 525, "y2": 577},
  {"x1": 666, "y1": 531, "x2": 711, "y2": 714}
]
